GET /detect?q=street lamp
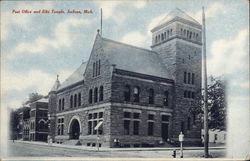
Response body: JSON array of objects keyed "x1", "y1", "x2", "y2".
[{"x1": 179, "y1": 132, "x2": 184, "y2": 158}]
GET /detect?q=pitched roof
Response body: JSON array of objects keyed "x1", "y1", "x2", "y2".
[
  {"x1": 58, "y1": 62, "x2": 87, "y2": 90},
  {"x1": 152, "y1": 8, "x2": 200, "y2": 31},
  {"x1": 101, "y1": 37, "x2": 173, "y2": 79}
]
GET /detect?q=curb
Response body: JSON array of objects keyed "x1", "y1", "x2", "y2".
[{"x1": 13, "y1": 140, "x2": 226, "y2": 152}]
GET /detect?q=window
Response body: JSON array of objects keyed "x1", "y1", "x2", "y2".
[
  {"x1": 191, "y1": 92, "x2": 195, "y2": 99},
  {"x1": 94, "y1": 87, "x2": 98, "y2": 103},
  {"x1": 187, "y1": 31, "x2": 189, "y2": 38},
  {"x1": 162, "y1": 115, "x2": 169, "y2": 122},
  {"x1": 62, "y1": 98, "x2": 64, "y2": 110},
  {"x1": 188, "y1": 73, "x2": 191, "y2": 84},
  {"x1": 93, "y1": 62, "x2": 95, "y2": 77},
  {"x1": 58, "y1": 99, "x2": 61, "y2": 111},
  {"x1": 88, "y1": 114, "x2": 92, "y2": 119},
  {"x1": 88, "y1": 121, "x2": 92, "y2": 135},
  {"x1": 155, "y1": 36, "x2": 157, "y2": 43},
  {"x1": 93, "y1": 121, "x2": 97, "y2": 134},
  {"x1": 170, "y1": 29, "x2": 173, "y2": 36},
  {"x1": 184, "y1": 91, "x2": 187, "y2": 98},
  {"x1": 184, "y1": 72, "x2": 187, "y2": 83},
  {"x1": 167, "y1": 30, "x2": 169, "y2": 37},
  {"x1": 74, "y1": 94, "x2": 77, "y2": 107},
  {"x1": 70, "y1": 95, "x2": 73, "y2": 108},
  {"x1": 89, "y1": 89, "x2": 93, "y2": 104},
  {"x1": 133, "y1": 87, "x2": 140, "y2": 102},
  {"x1": 124, "y1": 112, "x2": 131, "y2": 118},
  {"x1": 124, "y1": 120, "x2": 130, "y2": 135},
  {"x1": 161, "y1": 33, "x2": 164, "y2": 40},
  {"x1": 196, "y1": 33, "x2": 198, "y2": 40},
  {"x1": 57, "y1": 118, "x2": 64, "y2": 135},
  {"x1": 163, "y1": 91, "x2": 169, "y2": 106},
  {"x1": 184, "y1": 29, "x2": 186, "y2": 36},
  {"x1": 98, "y1": 60, "x2": 101, "y2": 75},
  {"x1": 133, "y1": 121, "x2": 139, "y2": 135},
  {"x1": 181, "y1": 28, "x2": 183, "y2": 35},
  {"x1": 187, "y1": 117, "x2": 191, "y2": 130},
  {"x1": 95, "y1": 61, "x2": 98, "y2": 77},
  {"x1": 99, "y1": 112, "x2": 103, "y2": 118},
  {"x1": 93, "y1": 113, "x2": 98, "y2": 119},
  {"x1": 133, "y1": 113, "x2": 140, "y2": 119},
  {"x1": 164, "y1": 32, "x2": 166, "y2": 39},
  {"x1": 148, "y1": 122, "x2": 154, "y2": 136},
  {"x1": 78, "y1": 93, "x2": 81, "y2": 106},
  {"x1": 148, "y1": 114, "x2": 154, "y2": 120},
  {"x1": 99, "y1": 86, "x2": 103, "y2": 101},
  {"x1": 149, "y1": 89, "x2": 154, "y2": 104},
  {"x1": 189, "y1": 32, "x2": 192, "y2": 39},
  {"x1": 124, "y1": 85, "x2": 131, "y2": 101},
  {"x1": 192, "y1": 73, "x2": 195, "y2": 84}
]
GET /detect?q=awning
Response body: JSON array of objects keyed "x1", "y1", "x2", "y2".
[{"x1": 94, "y1": 121, "x2": 103, "y2": 130}]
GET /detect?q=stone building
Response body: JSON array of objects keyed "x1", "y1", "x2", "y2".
[
  {"x1": 15, "y1": 98, "x2": 49, "y2": 141},
  {"x1": 29, "y1": 98, "x2": 49, "y2": 141},
  {"x1": 48, "y1": 8, "x2": 202, "y2": 147}
]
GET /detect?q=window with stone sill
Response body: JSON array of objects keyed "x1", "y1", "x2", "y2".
[
  {"x1": 99, "y1": 86, "x2": 103, "y2": 101},
  {"x1": 124, "y1": 85, "x2": 131, "y2": 101},
  {"x1": 163, "y1": 91, "x2": 169, "y2": 106},
  {"x1": 89, "y1": 89, "x2": 93, "y2": 104},
  {"x1": 74, "y1": 94, "x2": 77, "y2": 107},
  {"x1": 70, "y1": 95, "x2": 73, "y2": 108}
]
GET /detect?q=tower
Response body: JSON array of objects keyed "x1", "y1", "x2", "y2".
[
  {"x1": 151, "y1": 8, "x2": 202, "y2": 145},
  {"x1": 48, "y1": 75, "x2": 60, "y2": 142}
]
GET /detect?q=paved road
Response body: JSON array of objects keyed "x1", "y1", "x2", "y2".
[{"x1": 5, "y1": 141, "x2": 226, "y2": 158}]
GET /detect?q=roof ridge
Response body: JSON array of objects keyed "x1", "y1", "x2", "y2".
[
  {"x1": 101, "y1": 37, "x2": 154, "y2": 53},
  {"x1": 175, "y1": 8, "x2": 200, "y2": 24}
]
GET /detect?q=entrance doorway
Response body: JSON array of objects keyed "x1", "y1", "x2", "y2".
[
  {"x1": 161, "y1": 123, "x2": 169, "y2": 142},
  {"x1": 70, "y1": 119, "x2": 80, "y2": 139}
]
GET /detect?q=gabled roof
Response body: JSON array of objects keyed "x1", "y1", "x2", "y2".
[
  {"x1": 58, "y1": 62, "x2": 87, "y2": 90},
  {"x1": 101, "y1": 37, "x2": 173, "y2": 80},
  {"x1": 152, "y1": 8, "x2": 200, "y2": 31}
]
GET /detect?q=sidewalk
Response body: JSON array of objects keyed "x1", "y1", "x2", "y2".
[{"x1": 14, "y1": 140, "x2": 226, "y2": 152}]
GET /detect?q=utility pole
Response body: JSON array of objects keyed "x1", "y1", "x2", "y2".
[{"x1": 202, "y1": 6, "x2": 209, "y2": 158}]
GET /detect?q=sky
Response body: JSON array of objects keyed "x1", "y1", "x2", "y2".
[{"x1": 0, "y1": 0, "x2": 249, "y2": 158}]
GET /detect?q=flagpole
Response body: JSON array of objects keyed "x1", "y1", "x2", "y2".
[
  {"x1": 202, "y1": 6, "x2": 209, "y2": 158},
  {"x1": 101, "y1": 8, "x2": 102, "y2": 36}
]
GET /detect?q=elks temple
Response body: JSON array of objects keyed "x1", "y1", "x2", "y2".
[{"x1": 19, "y1": 8, "x2": 202, "y2": 147}]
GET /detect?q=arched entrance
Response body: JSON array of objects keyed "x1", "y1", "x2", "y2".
[{"x1": 69, "y1": 119, "x2": 80, "y2": 139}]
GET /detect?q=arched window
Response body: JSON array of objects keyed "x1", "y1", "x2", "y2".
[
  {"x1": 94, "y1": 87, "x2": 98, "y2": 103},
  {"x1": 184, "y1": 72, "x2": 187, "y2": 83},
  {"x1": 89, "y1": 89, "x2": 93, "y2": 104},
  {"x1": 70, "y1": 95, "x2": 73, "y2": 108},
  {"x1": 124, "y1": 85, "x2": 131, "y2": 101},
  {"x1": 93, "y1": 62, "x2": 95, "y2": 77},
  {"x1": 155, "y1": 36, "x2": 157, "y2": 43},
  {"x1": 163, "y1": 91, "x2": 169, "y2": 106},
  {"x1": 192, "y1": 73, "x2": 195, "y2": 84},
  {"x1": 170, "y1": 29, "x2": 173, "y2": 36},
  {"x1": 95, "y1": 61, "x2": 98, "y2": 77},
  {"x1": 161, "y1": 33, "x2": 164, "y2": 40},
  {"x1": 189, "y1": 32, "x2": 192, "y2": 39},
  {"x1": 74, "y1": 94, "x2": 77, "y2": 107},
  {"x1": 133, "y1": 86, "x2": 140, "y2": 102},
  {"x1": 188, "y1": 73, "x2": 191, "y2": 84},
  {"x1": 181, "y1": 28, "x2": 183, "y2": 35},
  {"x1": 39, "y1": 121, "x2": 45, "y2": 129},
  {"x1": 167, "y1": 30, "x2": 169, "y2": 37},
  {"x1": 98, "y1": 60, "x2": 101, "y2": 75},
  {"x1": 99, "y1": 86, "x2": 103, "y2": 101},
  {"x1": 149, "y1": 88, "x2": 154, "y2": 104},
  {"x1": 164, "y1": 32, "x2": 166, "y2": 39},
  {"x1": 62, "y1": 98, "x2": 64, "y2": 110},
  {"x1": 58, "y1": 99, "x2": 61, "y2": 111},
  {"x1": 78, "y1": 93, "x2": 81, "y2": 106}
]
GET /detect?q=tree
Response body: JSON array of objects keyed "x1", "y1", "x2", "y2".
[
  {"x1": 190, "y1": 76, "x2": 226, "y2": 130},
  {"x1": 24, "y1": 92, "x2": 44, "y2": 105}
]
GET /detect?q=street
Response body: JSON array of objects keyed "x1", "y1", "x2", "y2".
[{"x1": 5, "y1": 141, "x2": 226, "y2": 158}]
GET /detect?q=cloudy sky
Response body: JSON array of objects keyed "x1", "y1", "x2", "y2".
[{"x1": 0, "y1": 0, "x2": 249, "y2": 157}]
